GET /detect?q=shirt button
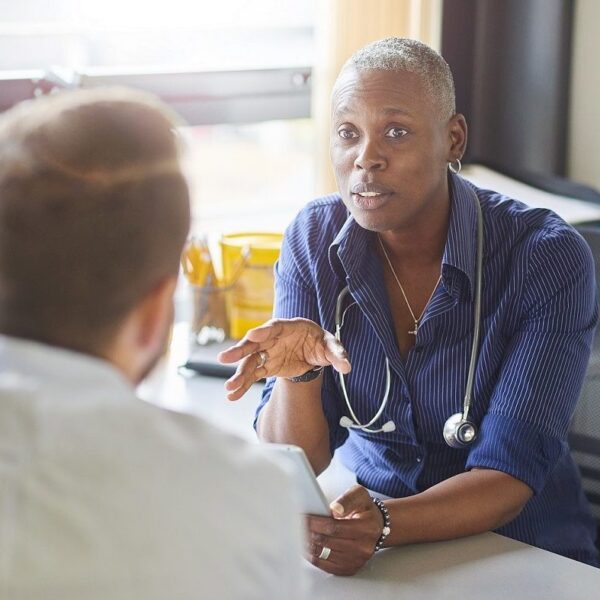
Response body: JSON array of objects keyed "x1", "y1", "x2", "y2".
[{"x1": 416, "y1": 457, "x2": 422, "y2": 463}]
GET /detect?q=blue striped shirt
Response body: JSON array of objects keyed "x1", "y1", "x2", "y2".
[{"x1": 257, "y1": 173, "x2": 599, "y2": 565}]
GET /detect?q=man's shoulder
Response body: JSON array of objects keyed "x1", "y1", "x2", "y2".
[
  {"x1": 0, "y1": 370, "x2": 294, "y2": 495},
  {"x1": 148, "y1": 404, "x2": 291, "y2": 476},
  {"x1": 102, "y1": 399, "x2": 294, "y2": 487},
  {"x1": 132, "y1": 404, "x2": 305, "y2": 594},
  {"x1": 0, "y1": 387, "x2": 304, "y2": 599},
  {"x1": 1, "y1": 377, "x2": 301, "y2": 534}
]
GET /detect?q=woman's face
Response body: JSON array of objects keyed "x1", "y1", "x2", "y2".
[{"x1": 330, "y1": 67, "x2": 466, "y2": 235}]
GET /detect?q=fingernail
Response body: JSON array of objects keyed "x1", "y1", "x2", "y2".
[{"x1": 330, "y1": 501, "x2": 344, "y2": 516}]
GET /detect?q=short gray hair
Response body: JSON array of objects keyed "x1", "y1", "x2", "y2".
[{"x1": 341, "y1": 37, "x2": 456, "y2": 119}]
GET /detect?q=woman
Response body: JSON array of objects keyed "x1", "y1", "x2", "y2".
[{"x1": 220, "y1": 38, "x2": 599, "y2": 573}]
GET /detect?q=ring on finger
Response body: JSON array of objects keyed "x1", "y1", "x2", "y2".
[
  {"x1": 318, "y1": 546, "x2": 331, "y2": 561},
  {"x1": 256, "y1": 350, "x2": 268, "y2": 369}
]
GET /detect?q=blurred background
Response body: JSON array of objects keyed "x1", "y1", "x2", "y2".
[
  {"x1": 3, "y1": 0, "x2": 600, "y2": 345},
  {"x1": 1, "y1": 0, "x2": 599, "y2": 236},
  {"x1": 4, "y1": 0, "x2": 599, "y2": 520}
]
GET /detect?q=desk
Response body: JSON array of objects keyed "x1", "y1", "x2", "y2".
[
  {"x1": 462, "y1": 164, "x2": 600, "y2": 225},
  {"x1": 307, "y1": 532, "x2": 600, "y2": 600},
  {"x1": 141, "y1": 325, "x2": 600, "y2": 599}
]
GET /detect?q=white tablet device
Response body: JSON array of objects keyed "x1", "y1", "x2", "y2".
[{"x1": 264, "y1": 443, "x2": 331, "y2": 516}]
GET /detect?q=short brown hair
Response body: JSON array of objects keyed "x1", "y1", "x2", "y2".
[{"x1": 0, "y1": 88, "x2": 190, "y2": 353}]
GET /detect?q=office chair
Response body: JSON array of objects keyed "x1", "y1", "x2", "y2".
[{"x1": 570, "y1": 226, "x2": 600, "y2": 549}]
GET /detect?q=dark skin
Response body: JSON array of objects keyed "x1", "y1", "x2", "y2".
[
  {"x1": 219, "y1": 67, "x2": 532, "y2": 576},
  {"x1": 331, "y1": 67, "x2": 458, "y2": 358}
]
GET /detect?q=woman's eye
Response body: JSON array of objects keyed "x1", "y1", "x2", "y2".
[
  {"x1": 385, "y1": 127, "x2": 408, "y2": 139},
  {"x1": 338, "y1": 128, "x2": 358, "y2": 139}
]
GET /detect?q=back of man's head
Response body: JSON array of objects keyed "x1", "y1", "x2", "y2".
[{"x1": 0, "y1": 88, "x2": 190, "y2": 354}]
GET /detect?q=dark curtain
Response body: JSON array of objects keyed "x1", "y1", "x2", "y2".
[{"x1": 441, "y1": 0, "x2": 573, "y2": 177}]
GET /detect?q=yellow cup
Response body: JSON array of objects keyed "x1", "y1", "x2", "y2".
[{"x1": 220, "y1": 232, "x2": 283, "y2": 339}]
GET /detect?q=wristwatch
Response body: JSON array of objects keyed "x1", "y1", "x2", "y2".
[{"x1": 287, "y1": 365, "x2": 324, "y2": 383}]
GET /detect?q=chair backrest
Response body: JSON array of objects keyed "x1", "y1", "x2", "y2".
[{"x1": 570, "y1": 226, "x2": 600, "y2": 544}]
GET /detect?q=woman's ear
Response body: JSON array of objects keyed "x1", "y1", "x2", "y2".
[{"x1": 448, "y1": 113, "x2": 468, "y2": 162}]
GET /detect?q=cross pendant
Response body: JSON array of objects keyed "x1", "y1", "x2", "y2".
[{"x1": 408, "y1": 322, "x2": 418, "y2": 336}]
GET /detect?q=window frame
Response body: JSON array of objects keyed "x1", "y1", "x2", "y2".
[{"x1": 0, "y1": 66, "x2": 312, "y2": 124}]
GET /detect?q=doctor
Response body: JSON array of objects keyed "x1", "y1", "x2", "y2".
[{"x1": 219, "y1": 37, "x2": 599, "y2": 573}]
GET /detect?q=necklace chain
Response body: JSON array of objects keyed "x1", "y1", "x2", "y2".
[{"x1": 378, "y1": 236, "x2": 442, "y2": 336}]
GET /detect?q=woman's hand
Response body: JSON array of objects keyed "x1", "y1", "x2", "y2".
[
  {"x1": 307, "y1": 485, "x2": 385, "y2": 576},
  {"x1": 217, "y1": 317, "x2": 351, "y2": 400}
]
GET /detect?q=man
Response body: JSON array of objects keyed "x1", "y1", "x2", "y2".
[
  {"x1": 219, "y1": 37, "x2": 599, "y2": 573},
  {"x1": 0, "y1": 88, "x2": 305, "y2": 598}
]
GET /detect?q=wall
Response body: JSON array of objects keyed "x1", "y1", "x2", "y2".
[{"x1": 568, "y1": 0, "x2": 600, "y2": 190}]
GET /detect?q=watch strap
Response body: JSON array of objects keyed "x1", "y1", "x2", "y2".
[{"x1": 287, "y1": 365, "x2": 324, "y2": 383}]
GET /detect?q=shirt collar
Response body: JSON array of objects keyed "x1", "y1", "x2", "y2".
[
  {"x1": 442, "y1": 173, "x2": 480, "y2": 299},
  {"x1": 328, "y1": 173, "x2": 480, "y2": 299},
  {"x1": 328, "y1": 209, "x2": 370, "y2": 279},
  {"x1": 0, "y1": 334, "x2": 134, "y2": 396}
]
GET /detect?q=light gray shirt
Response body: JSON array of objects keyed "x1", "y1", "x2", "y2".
[{"x1": 0, "y1": 335, "x2": 306, "y2": 600}]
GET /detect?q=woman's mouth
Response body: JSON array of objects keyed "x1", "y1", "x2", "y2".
[{"x1": 351, "y1": 191, "x2": 393, "y2": 210}]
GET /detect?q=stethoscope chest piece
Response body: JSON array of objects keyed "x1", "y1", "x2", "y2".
[{"x1": 443, "y1": 412, "x2": 478, "y2": 448}]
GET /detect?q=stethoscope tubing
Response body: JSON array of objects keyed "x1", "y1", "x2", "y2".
[
  {"x1": 333, "y1": 187, "x2": 483, "y2": 435},
  {"x1": 462, "y1": 193, "x2": 483, "y2": 422}
]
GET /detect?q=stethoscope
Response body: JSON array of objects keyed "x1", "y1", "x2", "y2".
[{"x1": 335, "y1": 190, "x2": 483, "y2": 448}]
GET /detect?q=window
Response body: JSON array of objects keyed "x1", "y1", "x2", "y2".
[
  {"x1": 0, "y1": 1, "x2": 315, "y2": 71},
  {"x1": 0, "y1": 0, "x2": 317, "y2": 235},
  {"x1": 184, "y1": 119, "x2": 315, "y2": 235}
]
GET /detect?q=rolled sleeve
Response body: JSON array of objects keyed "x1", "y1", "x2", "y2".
[
  {"x1": 467, "y1": 227, "x2": 597, "y2": 493},
  {"x1": 466, "y1": 413, "x2": 565, "y2": 494}
]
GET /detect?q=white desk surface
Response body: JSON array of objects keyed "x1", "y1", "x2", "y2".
[
  {"x1": 462, "y1": 164, "x2": 600, "y2": 225},
  {"x1": 140, "y1": 325, "x2": 600, "y2": 599},
  {"x1": 306, "y1": 531, "x2": 600, "y2": 600}
]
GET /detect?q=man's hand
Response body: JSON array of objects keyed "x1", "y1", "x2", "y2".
[
  {"x1": 218, "y1": 317, "x2": 351, "y2": 400},
  {"x1": 306, "y1": 485, "x2": 384, "y2": 576}
]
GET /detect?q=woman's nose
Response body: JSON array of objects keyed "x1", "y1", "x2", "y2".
[{"x1": 354, "y1": 138, "x2": 387, "y2": 171}]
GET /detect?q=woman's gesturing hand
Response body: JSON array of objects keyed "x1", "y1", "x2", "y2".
[{"x1": 217, "y1": 317, "x2": 351, "y2": 400}]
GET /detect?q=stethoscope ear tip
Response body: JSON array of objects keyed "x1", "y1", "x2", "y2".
[
  {"x1": 339, "y1": 415, "x2": 397, "y2": 433},
  {"x1": 339, "y1": 416, "x2": 354, "y2": 428}
]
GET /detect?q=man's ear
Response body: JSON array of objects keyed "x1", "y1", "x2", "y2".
[
  {"x1": 136, "y1": 276, "x2": 178, "y2": 351},
  {"x1": 447, "y1": 113, "x2": 468, "y2": 162},
  {"x1": 102, "y1": 275, "x2": 178, "y2": 384}
]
